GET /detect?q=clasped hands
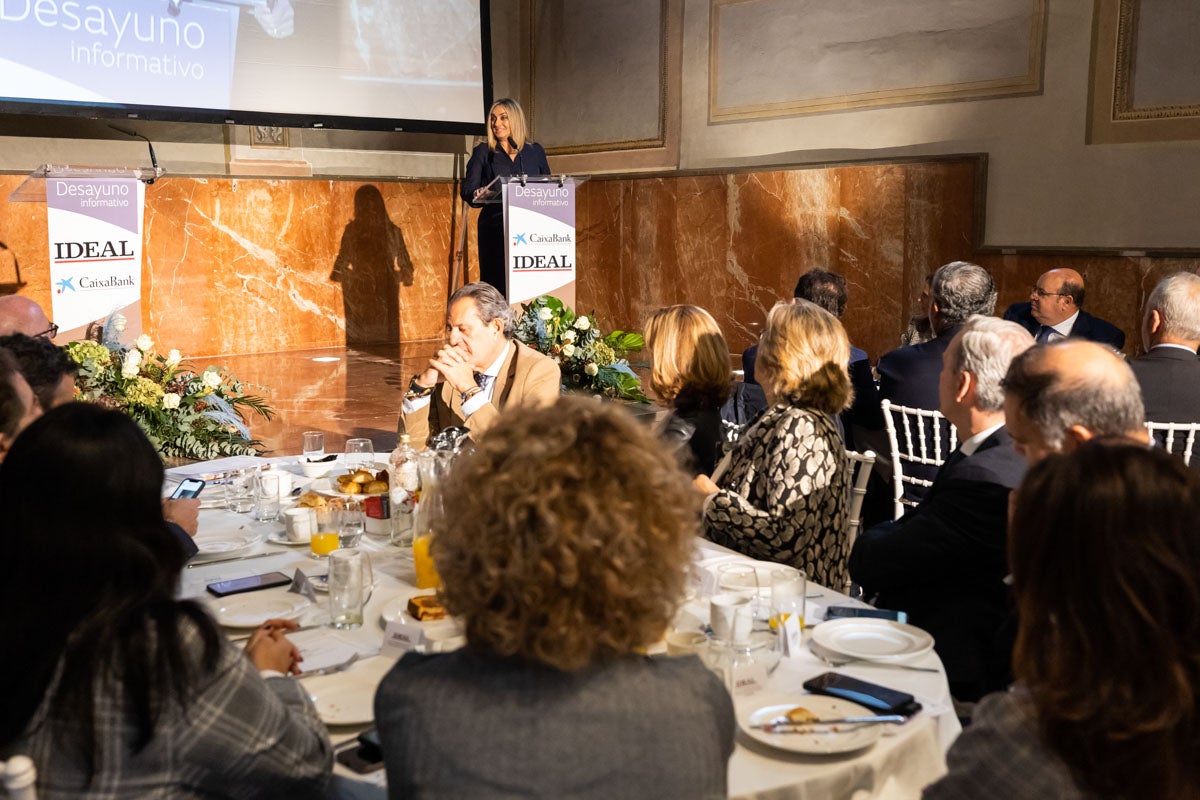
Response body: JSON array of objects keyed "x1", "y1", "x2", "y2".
[
  {"x1": 415, "y1": 344, "x2": 478, "y2": 395},
  {"x1": 244, "y1": 618, "x2": 304, "y2": 675}
]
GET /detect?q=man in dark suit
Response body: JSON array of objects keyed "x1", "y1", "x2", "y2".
[
  {"x1": 743, "y1": 269, "x2": 881, "y2": 445},
  {"x1": 874, "y1": 261, "x2": 997, "y2": 498},
  {"x1": 1003, "y1": 268, "x2": 1125, "y2": 350},
  {"x1": 851, "y1": 316, "x2": 1034, "y2": 702},
  {"x1": 1130, "y1": 272, "x2": 1200, "y2": 423}
]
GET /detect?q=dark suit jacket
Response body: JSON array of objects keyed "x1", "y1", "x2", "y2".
[
  {"x1": 1003, "y1": 302, "x2": 1126, "y2": 350},
  {"x1": 1131, "y1": 346, "x2": 1200, "y2": 423},
  {"x1": 743, "y1": 343, "x2": 880, "y2": 448},
  {"x1": 849, "y1": 427, "x2": 1026, "y2": 702}
]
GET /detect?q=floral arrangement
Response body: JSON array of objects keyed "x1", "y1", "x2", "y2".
[
  {"x1": 65, "y1": 315, "x2": 274, "y2": 460},
  {"x1": 514, "y1": 295, "x2": 648, "y2": 402}
]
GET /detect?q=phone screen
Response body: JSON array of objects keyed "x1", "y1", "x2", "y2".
[
  {"x1": 803, "y1": 671, "x2": 921, "y2": 716},
  {"x1": 206, "y1": 572, "x2": 292, "y2": 598},
  {"x1": 824, "y1": 606, "x2": 907, "y2": 624},
  {"x1": 171, "y1": 479, "x2": 206, "y2": 499}
]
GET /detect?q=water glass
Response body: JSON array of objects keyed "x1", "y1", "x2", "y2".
[
  {"x1": 328, "y1": 550, "x2": 373, "y2": 629},
  {"x1": 770, "y1": 567, "x2": 807, "y2": 631},
  {"x1": 718, "y1": 563, "x2": 766, "y2": 620},
  {"x1": 225, "y1": 468, "x2": 256, "y2": 513},
  {"x1": 337, "y1": 502, "x2": 366, "y2": 549},
  {"x1": 252, "y1": 472, "x2": 280, "y2": 521},
  {"x1": 302, "y1": 430, "x2": 325, "y2": 461},
  {"x1": 345, "y1": 438, "x2": 374, "y2": 472}
]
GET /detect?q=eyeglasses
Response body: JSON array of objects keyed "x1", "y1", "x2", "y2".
[
  {"x1": 36, "y1": 323, "x2": 59, "y2": 339},
  {"x1": 1030, "y1": 287, "x2": 1069, "y2": 299}
]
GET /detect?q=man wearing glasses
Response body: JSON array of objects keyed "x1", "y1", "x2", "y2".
[
  {"x1": 0, "y1": 296, "x2": 57, "y2": 340},
  {"x1": 1003, "y1": 268, "x2": 1125, "y2": 350}
]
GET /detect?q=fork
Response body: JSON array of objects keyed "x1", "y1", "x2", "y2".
[{"x1": 815, "y1": 652, "x2": 940, "y2": 673}]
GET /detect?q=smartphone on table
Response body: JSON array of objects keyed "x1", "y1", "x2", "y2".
[
  {"x1": 803, "y1": 671, "x2": 923, "y2": 717},
  {"x1": 171, "y1": 478, "x2": 206, "y2": 499},
  {"x1": 206, "y1": 572, "x2": 291, "y2": 598},
  {"x1": 824, "y1": 605, "x2": 907, "y2": 624}
]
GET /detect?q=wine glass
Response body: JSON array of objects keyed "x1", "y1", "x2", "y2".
[{"x1": 345, "y1": 438, "x2": 374, "y2": 472}]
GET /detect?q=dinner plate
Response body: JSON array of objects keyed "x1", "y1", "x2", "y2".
[
  {"x1": 308, "y1": 475, "x2": 387, "y2": 499},
  {"x1": 193, "y1": 532, "x2": 258, "y2": 560},
  {"x1": 301, "y1": 657, "x2": 394, "y2": 726},
  {"x1": 378, "y1": 593, "x2": 465, "y2": 650},
  {"x1": 208, "y1": 590, "x2": 311, "y2": 629},
  {"x1": 810, "y1": 618, "x2": 935, "y2": 663},
  {"x1": 265, "y1": 530, "x2": 311, "y2": 548},
  {"x1": 739, "y1": 694, "x2": 884, "y2": 755}
]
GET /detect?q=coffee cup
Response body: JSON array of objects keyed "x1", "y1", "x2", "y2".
[
  {"x1": 283, "y1": 507, "x2": 316, "y2": 542},
  {"x1": 710, "y1": 593, "x2": 753, "y2": 644}
]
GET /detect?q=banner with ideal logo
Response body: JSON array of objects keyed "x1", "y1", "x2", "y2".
[
  {"x1": 46, "y1": 177, "x2": 145, "y2": 338},
  {"x1": 504, "y1": 177, "x2": 576, "y2": 308}
]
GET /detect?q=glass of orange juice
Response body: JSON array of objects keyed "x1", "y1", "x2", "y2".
[
  {"x1": 310, "y1": 530, "x2": 339, "y2": 558},
  {"x1": 413, "y1": 534, "x2": 441, "y2": 589}
]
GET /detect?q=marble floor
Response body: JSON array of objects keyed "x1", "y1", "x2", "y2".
[{"x1": 217, "y1": 342, "x2": 440, "y2": 457}]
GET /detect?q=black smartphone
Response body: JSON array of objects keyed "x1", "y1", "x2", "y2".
[
  {"x1": 803, "y1": 672, "x2": 922, "y2": 717},
  {"x1": 171, "y1": 478, "x2": 206, "y2": 499},
  {"x1": 335, "y1": 729, "x2": 385, "y2": 774},
  {"x1": 825, "y1": 605, "x2": 908, "y2": 624},
  {"x1": 206, "y1": 572, "x2": 292, "y2": 598}
]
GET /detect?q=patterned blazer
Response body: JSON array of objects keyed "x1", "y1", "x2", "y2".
[{"x1": 704, "y1": 403, "x2": 849, "y2": 588}]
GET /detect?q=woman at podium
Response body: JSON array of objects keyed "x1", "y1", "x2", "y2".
[{"x1": 462, "y1": 98, "x2": 551, "y2": 297}]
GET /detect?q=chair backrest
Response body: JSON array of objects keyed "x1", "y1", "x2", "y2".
[
  {"x1": 1146, "y1": 421, "x2": 1200, "y2": 465},
  {"x1": 3, "y1": 755, "x2": 38, "y2": 800},
  {"x1": 842, "y1": 449, "x2": 877, "y2": 596},
  {"x1": 881, "y1": 400, "x2": 957, "y2": 519}
]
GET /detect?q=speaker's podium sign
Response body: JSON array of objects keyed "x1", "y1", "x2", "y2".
[{"x1": 480, "y1": 175, "x2": 587, "y2": 308}]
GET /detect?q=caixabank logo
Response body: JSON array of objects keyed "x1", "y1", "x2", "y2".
[{"x1": 55, "y1": 273, "x2": 136, "y2": 294}]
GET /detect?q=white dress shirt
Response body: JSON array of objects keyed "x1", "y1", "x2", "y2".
[{"x1": 402, "y1": 346, "x2": 508, "y2": 418}]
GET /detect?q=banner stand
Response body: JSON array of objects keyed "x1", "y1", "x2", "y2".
[{"x1": 9, "y1": 164, "x2": 160, "y2": 203}]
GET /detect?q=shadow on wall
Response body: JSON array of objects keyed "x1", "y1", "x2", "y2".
[{"x1": 330, "y1": 185, "x2": 414, "y2": 347}]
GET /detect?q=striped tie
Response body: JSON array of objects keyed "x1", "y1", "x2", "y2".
[{"x1": 1036, "y1": 325, "x2": 1053, "y2": 344}]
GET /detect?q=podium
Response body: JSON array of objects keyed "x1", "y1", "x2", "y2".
[{"x1": 477, "y1": 174, "x2": 588, "y2": 307}]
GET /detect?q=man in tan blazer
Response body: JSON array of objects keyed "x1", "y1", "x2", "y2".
[{"x1": 400, "y1": 282, "x2": 560, "y2": 448}]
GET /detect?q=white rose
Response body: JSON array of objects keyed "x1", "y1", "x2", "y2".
[
  {"x1": 561, "y1": 330, "x2": 576, "y2": 343},
  {"x1": 123, "y1": 350, "x2": 141, "y2": 368},
  {"x1": 166, "y1": 349, "x2": 182, "y2": 367},
  {"x1": 202, "y1": 370, "x2": 223, "y2": 389},
  {"x1": 135, "y1": 334, "x2": 154, "y2": 352},
  {"x1": 112, "y1": 314, "x2": 127, "y2": 332},
  {"x1": 574, "y1": 316, "x2": 591, "y2": 331},
  {"x1": 585, "y1": 362, "x2": 599, "y2": 376},
  {"x1": 538, "y1": 307, "x2": 553, "y2": 321},
  {"x1": 120, "y1": 361, "x2": 140, "y2": 379},
  {"x1": 561, "y1": 343, "x2": 576, "y2": 358},
  {"x1": 162, "y1": 392, "x2": 181, "y2": 409}
]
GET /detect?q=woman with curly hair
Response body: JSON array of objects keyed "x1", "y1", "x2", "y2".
[
  {"x1": 923, "y1": 441, "x2": 1200, "y2": 799},
  {"x1": 645, "y1": 304, "x2": 731, "y2": 476},
  {"x1": 696, "y1": 299, "x2": 851, "y2": 588},
  {"x1": 0, "y1": 403, "x2": 332, "y2": 798},
  {"x1": 374, "y1": 396, "x2": 734, "y2": 799}
]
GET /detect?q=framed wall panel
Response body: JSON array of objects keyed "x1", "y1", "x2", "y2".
[{"x1": 709, "y1": 0, "x2": 1046, "y2": 122}]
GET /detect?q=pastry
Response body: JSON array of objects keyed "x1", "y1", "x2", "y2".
[{"x1": 406, "y1": 595, "x2": 447, "y2": 622}]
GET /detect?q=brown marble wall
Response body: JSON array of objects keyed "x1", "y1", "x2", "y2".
[{"x1": 1, "y1": 163, "x2": 1197, "y2": 362}]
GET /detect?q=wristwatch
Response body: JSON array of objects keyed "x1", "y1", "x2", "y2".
[{"x1": 405, "y1": 376, "x2": 435, "y2": 400}]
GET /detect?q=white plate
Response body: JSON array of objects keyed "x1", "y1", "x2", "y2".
[
  {"x1": 309, "y1": 475, "x2": 387, "y2": 499},
  {"x1": 266, "y1": 531, "x2": 311, "y2": 548},
  {"x1": 811, "y1": 618, "x2": 935, "y2": 663},
  {"x1": 208, "y1": 590, "x2": 311, "y2": 629},
  {"x1": 193, "y1": 532, "x2": 258, "y2": 559},
  {"x1": 740, "y1": 694, "x2": 884, "y2": 755},
  {"x1": 302, "y1": 657, "x2": 394, "y2": 726}
]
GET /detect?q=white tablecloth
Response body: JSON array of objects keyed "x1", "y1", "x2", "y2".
[{"x1": 169, "y1": 458, "x2": 961, "y2": 800}]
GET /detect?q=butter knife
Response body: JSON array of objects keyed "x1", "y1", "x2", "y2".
[{"x1": 186, "y1": 551, "x2": 276, "y2": 569}]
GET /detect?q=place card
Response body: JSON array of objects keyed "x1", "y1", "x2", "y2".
[
  {"x1": 381, "y1": 617, "x2": 427, "y2": 657},
  {"x1": 780, "y1": 612, "x2": 804, "y2": 658}
]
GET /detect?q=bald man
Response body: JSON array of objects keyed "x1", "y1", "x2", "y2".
[
  {"x1": 1003, "y1": 268, "x2": 1125, "y2": 350},
  {"x1": 0, "y1": 295, "x2": 56, "y2": 339},
  {"x1": 1001, "y1": 340, "x2": 1147, "y2": 464}
]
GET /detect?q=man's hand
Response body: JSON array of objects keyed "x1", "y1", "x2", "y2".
[
  {"x1": 245, "y1": 618, "x2": 303, "y2": 675},
  {"x1": 430, "y1": 344, "x2": 477, "y2": 394},
  {"x1": 162, "y1": 498, "x2": 200, "y2": 538}
]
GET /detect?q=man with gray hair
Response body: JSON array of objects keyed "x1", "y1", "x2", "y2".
[
  {"x1": 1130, "y1": 272, "x2": 1200, "y2": 423},
  {"x1": 851, "y1": 315, "x2": 1033, "y2": 702},
  {"x1": 400, "y1": 282, "x2": 560, "y2": 448},
  {"x1": 1002, "y1": 339, "x2": 1148, "y2": 464}
]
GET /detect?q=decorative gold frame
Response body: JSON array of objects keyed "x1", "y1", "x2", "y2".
[
  {"x1": 709, "y1": 0, "x2": 1047, "y2": 122},
  {"x1": 1090, "y1": 0, "x2": 1200, "y2": 143}
]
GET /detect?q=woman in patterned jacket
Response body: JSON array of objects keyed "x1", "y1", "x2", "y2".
[{"x1": 696, "y1": 299, "x2": 851, "y2": 588}]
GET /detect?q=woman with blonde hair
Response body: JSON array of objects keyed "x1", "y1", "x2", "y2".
[
  {"x1": 374, "y1": 396, "x2": 734, "y2": 799},
  {"x1": 697, "y1": 299, "x2": 851, "y2": 587},
  {"x1": 645, "y1": 304, "x2": 731, "y2": 475},
  {"x1": 461, "y1": 97, "x2": 551, "y2": 296}
]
